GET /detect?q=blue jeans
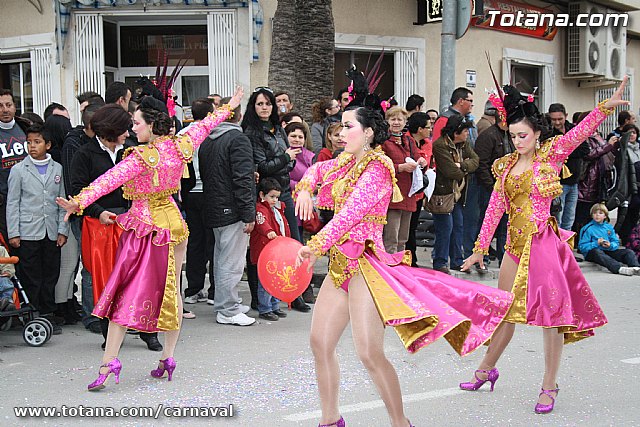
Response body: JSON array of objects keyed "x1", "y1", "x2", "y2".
[
  {"x1": 555, "y1": 184, "x2": 578, "y2": 230},
  {"x1": 585, "y1": 248, "x2": 640, "y2": 273},
  {"x1": 0, "y1": 276, "x2": 13, "y2": 300},
  {"x1": 462, "y1": 175, "x2": 482, "y2": 259},
  {"x1": 433, "y1": 201, "x2": 464, "y2": 269},
  {"x1": 70, "y1": 218, "x2": 98, "y2": 328},
  {"x1": 478, "y1": 185, "x2": 507, "y2": 263},
  {"x1": 257, "y1": 280, "x2": 280, "y2": 314}
]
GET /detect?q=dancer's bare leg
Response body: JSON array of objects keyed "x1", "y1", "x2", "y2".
[
  {"x1": 310, "y1": 275, "x2": 350, "y2": 425},
  {"x1": 101, "y1": 322, "x2": 126, "y2": 372},
  {"x1": 163, "y1": 240, "x2": 187, "y2": 360},
  {"x1": 348, "y1": 274, "x2": 409, "y2": 427},
  {"x1": 473, "y1": 253, "x2": 519, "y2": 379},
  {"x1": 538, "y1": 328, "x2": 563, "y2": 404}
]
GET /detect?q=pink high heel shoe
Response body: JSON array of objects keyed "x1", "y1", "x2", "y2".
[
  {"x1": 88, "y1": 358, "x2": 122, "y2": 391},
  {"x1": 534, "y1": 385, "x2": 559, "y2": 414},
  {"x1": 459, "y1": 367, "x2": 499, "y2": 391},
  {"x1": 150, "y1": 357, "x2": 176, "y2": 381},
  {"x1": 318, "y1": 416, "x2": 345, "y2": 427}
]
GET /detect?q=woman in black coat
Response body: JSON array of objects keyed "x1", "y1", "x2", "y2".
[{"x1": 241, "y1": 88, "x2": 311, "y2": 311}]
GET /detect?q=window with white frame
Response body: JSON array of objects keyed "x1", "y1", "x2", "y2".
[
  {"x1": 511, "y1": 63, "x2": 542, "y2": 110},
  {"x1": 335, "y1": 34, "x2": 425, "y2": 108},
  {"x1": 0, "y1": 54, "x2": 33, "y2": 115},
  {"x1": 502, "y1": 48, "x2": 555, "y2": 112},
  {"x1": 596, "y1": 70, "x2": 634, "y2": 135}
]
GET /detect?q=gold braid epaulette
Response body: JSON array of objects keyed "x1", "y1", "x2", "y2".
[
  {"x1": 491, "y1": 153, "x2": 516, "y2": 181},
  {"x1": 173, "y1": 135, "x2": 194, "y2": 162},
  {"x1": 536, "y1": 135, "x2": 560, "y2": 162},
  {"x1": 123, "y1": 144, "x2": 161, "y2": 188}
]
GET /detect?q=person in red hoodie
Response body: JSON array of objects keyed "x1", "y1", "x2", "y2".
[{"x1": 249, "y1": 177, "x2": 291, "y2": 321}]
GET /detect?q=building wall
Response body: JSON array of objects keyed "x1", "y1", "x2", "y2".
[
  {"x1": 252, "y1": 0, "x2": 638, "y2": 118},
  {"x1": 0, "y1": 0, "x2": 56, "y2": 38}
]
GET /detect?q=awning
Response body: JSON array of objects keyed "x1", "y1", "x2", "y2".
[{"x1": 54, "y1": 0, "x2": 263, "y2": 63}]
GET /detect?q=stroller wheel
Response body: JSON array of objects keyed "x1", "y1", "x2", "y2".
[
  {"x1": 34, "y1": 319, "x2": 53, "y2": 343},
  {"x1": 0, "y1": 316, "x2": 12, "y2": 331},
  {"x1": 23, "y1": 320, "x2": 50, "y2": 347},
  {"x1": 36, "y1": 317, "x2": 54, "y2": 339}
]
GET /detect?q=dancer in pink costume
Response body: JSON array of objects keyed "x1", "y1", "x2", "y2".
[
  {"x1": 57, "y1": 88, "x2": 243, "y2": 391},
  {"x1": 295, "y1": 104, "x2": 514, "y2": 427},
  {"x1": 460, "y1": 77, "x2": 629, "y2": 413}
]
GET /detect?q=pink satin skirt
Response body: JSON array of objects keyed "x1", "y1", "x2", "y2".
[
  {"x1": 506, "y1": 222, "x2": 607, "y2": 340},
  {"x1": 92, "y1": 229, "x2": 171, "y2": 332},
  {"x1": 339, "y1": 242, "x2": 514, "y2": 355}
]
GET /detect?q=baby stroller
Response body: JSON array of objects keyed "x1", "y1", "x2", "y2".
[{"x1": 0, "y1": 241, "x2": 55, "y2": 347}]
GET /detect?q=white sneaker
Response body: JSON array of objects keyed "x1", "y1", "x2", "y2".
[
  {"x1": 207, "y1": 299, "x2": 215, "y2": 305},
  {"x1": 618, "y1": 267, "x2": 634, "y2": 276},
  {"x1": 184, "y1": 290, "x2": 207, "y2": 304},
  {"x1": 216, "y1": 312, "x2": 255, "y2": 326},
  {"x1": 239, "y1": 304, "x2": 250, "y2": 314},
  {"x1": 631, "y1": 266, "x2": 640, "y2": 275},
  {"x1": 184, "y1": 294, "x2": 199, "y2": 304}
]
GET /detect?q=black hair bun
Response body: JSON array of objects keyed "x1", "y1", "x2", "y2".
[{"x1": 503, "y1": 85, "x2": 540, "y2": 125}]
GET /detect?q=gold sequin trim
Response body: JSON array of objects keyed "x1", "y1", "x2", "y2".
[
  {"x1": 362, "y1": 214, "x2": 387, "y2": 224},
  {"x1": 122, "y1": 186, "x2": 180, "y2": 201},
  {"x1": 216, "y1": 104, "x2": 235, "y2": 119},
  {"x1": 596, "y1": 100, "x2": 615, "y2": 115},
  {"x1": 157, "y1": 243, "x2": 180, "y2": 331},
  {"x1": 293, "y1": 180, "x2": 314, "y2": 199}
]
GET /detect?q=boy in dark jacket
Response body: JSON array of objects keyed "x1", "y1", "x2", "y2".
[{"x1": 249, "y1": 178, "x2": 290, "y2": 322}]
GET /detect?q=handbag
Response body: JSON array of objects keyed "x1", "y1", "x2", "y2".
[
  {"x1": 302, "y1": 209, "x2": 324, "y2": 234},
  {"x1": 408, "y1": 136, "x2": 430, "y2": 192},
  {"x1": 426, "y1": 193, "x2": 455, "y2": 214}
]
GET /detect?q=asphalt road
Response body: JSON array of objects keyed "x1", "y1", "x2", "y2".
[{"x1": 1, "y1": 247, "x2": 639, "y2": 427}]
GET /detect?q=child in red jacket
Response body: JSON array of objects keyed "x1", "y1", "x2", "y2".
[{"x1": 249, "y1": 178, "x2": 291, "y2": 321}]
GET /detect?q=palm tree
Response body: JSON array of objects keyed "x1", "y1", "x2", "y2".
[{"x1": 269, "y1": 0, "x2": 335, "y2": 120}]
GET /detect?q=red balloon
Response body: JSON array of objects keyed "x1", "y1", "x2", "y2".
[{"x1": 257, "y1": 237, "x2": 313, "y2": 303}]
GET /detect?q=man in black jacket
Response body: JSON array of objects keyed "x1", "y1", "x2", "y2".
[
  {"x1": 549, "y1": 103, "x2": 590, "y2": 230},
  {"x1": 474, "y1": 120, "x2": 513, "y2": 264},
  {"x1": 200, "y1": 99, "x2": 257, "y2": 326},
  {"x1": 180, "y1": 98, "x2": 216, "y2": 308},
  {"x1": 61, "y1": 103, "x2": 102, "y2": 333}
]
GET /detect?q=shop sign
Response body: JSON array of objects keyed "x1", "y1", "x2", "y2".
[{"x1": 472, "y1": 0, "x2": 558, "y2": 40}]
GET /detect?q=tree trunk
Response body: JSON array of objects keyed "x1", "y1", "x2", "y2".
[
  {"x1": 268, "y1": 0, "x2": 298, "y2": 101},
  {"x1": 268, "y1": 0, "x2": 335, "y2": 121}
]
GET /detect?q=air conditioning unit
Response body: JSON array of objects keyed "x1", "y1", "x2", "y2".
[
  {"x1": 566, "y1": 2, "x2": 606, "y2": 77},
  {"x1": 604, "y1": 8, "x2": 626, "y2": 81}
]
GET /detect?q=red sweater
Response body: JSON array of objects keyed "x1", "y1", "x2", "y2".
[
  {"x1": 381, "y1": 134, "x2": 425, "y2": 211},
  {"x1": 316, "y1": 148, "x2": 333, "y2": 162},
  {"x1": 249, "y1": 200, "x2": 291, "y2": 264}
]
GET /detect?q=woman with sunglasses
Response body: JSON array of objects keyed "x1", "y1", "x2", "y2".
[{"x1": 242, "y1": 87, "x2": 311, "y2": 312}]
